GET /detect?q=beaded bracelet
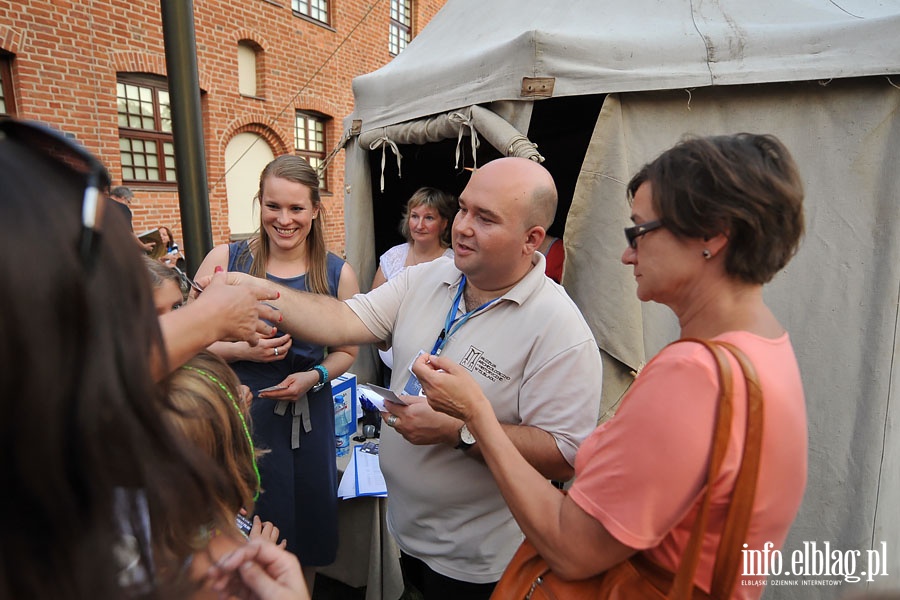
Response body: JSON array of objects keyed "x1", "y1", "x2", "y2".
[{"x1": 310, "y1": 364, "x2": 329, "y2": 392}]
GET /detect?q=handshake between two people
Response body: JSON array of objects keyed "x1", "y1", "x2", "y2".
[
  {"x1": 190, "y1": 269, "x2": 494, "y2": 438},
  {"x1": 189, "y1": 268, "x2": 283, "y2": 347}
]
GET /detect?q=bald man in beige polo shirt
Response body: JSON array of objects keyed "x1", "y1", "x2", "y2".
[{"x1": 224, "y1": 157, "x2": 603, "y2": 599}]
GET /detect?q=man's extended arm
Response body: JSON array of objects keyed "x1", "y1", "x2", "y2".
[
  {"x1": 226, "y1": 271, "x2": 380, "y2": 347},
  {"x1": 155, "y1": 271, "x2": 280, "y2": 379}
]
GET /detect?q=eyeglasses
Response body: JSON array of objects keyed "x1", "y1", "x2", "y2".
[
  {"x1": 172, "y1": 265, "x2": 205, "y2": 295},
  {"x1": 0, "y1": 119, "x2": 111, "y2": 268},
  {"x1": 624, "y1": 220, "x2": 664, "y2": 249}
]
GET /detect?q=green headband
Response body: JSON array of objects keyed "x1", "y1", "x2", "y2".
[{"x1": 180, "y1": 365, "x2": 261, "y2": 501}]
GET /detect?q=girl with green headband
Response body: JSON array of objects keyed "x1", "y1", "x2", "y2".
[{"x1": 165, "y1": 351, "x2": 297, "y2": 596}]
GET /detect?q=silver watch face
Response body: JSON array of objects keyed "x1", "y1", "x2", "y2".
[{"x1": 460, "y1": 423, "x2": 476, "y2": 445}]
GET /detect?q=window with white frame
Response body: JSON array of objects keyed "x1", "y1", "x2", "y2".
[
  {"x1": 295, "y1": 110, "x2": 328, "y2": 190},
  {"x1": 117, "y1": 74, "x2": 176, "y2": 183},
  {"x1": 292, "y1": 0, "x2": 329, "y2": 25},
  {"x1": 390, "y1": 0, "x2": 412, "y2": 55}
]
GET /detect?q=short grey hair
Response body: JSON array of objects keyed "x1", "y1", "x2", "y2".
[{"x1": 110, "y1": 186, "x2": 134, "y2": 200}]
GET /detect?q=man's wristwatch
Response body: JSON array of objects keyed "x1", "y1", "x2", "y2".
[{"x1": 455, "y1": 423, "x2": 476, "y2": 451}]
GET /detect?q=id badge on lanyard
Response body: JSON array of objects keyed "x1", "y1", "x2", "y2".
[
  {"x1": 402, "y1": 351, "x2": 427, "y2": 396},
  {"x1": 402, "y1": 275, "x2": 498, "y2": 396}
]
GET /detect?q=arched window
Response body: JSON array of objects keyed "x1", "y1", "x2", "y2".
[
  {"x1": 237, "y1": 41, "x2": 259, "y2": 97},
  {"x1": 225, "y1": 132, "x2": 275, "y2": 238}
]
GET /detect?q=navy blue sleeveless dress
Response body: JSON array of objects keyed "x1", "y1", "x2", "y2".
[{"x1": 227, "y1": 240, "x2": 343, "y2": 566}]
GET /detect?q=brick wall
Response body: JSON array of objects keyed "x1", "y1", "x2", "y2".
[{"x1": 0, "y1": 0, "x2": 446, "y2": 256}]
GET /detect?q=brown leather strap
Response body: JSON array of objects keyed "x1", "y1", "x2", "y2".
[
  {"x1": 709, "y1": 342, "x2": 764, "y2": 599},
  {"x1": 668, "y1": 339, "x2": 735, "y2": 598},
  {"x1": 665, "y1": 338, "x2": 764, "y2": 600}
]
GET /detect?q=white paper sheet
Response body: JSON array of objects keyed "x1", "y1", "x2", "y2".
[
  {"x1": 355, "y1": 444, "x2": 387, "y2": 497},
  {"x1": 337, "y1": 444, "x2": 387, "y2": 498},
  {"x1": 359, "y1": 384, "x2": 410, "y2": 411},
  {"x1": 337, "y1": 453, "x2": 358, "y2": 498}
]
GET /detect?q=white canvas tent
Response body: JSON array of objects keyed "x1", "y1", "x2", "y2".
[{"x1": 339, "y1": 1, "x2": 900, "y2": 596}]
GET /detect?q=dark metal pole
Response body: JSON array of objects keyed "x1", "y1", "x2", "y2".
[{"x1": 160, "y1": 0, "x2": 211, "y2": 276}]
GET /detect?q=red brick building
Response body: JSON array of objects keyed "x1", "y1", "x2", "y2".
[{"x1": 0, "y1": 0, "x2": 445, "y2": 255}]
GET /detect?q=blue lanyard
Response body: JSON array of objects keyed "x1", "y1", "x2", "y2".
[{"x1": 430, "y1": 275, "x2": 500, "y2": 356}]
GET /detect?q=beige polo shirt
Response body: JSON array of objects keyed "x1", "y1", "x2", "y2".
[{"x1": 346, "y1": 254, "x2": 603, "y2": 583}]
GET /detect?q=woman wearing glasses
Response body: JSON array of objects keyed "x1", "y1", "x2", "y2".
[
  {"x1": 194, "y1": 155, "x2": 359, "y2": 592},
  {"x1": 0, "y1": 119, "x2": 305, "y2": 599},
  {"x1": 412, "y1": 133, "x2": 808, "y2": 598}
]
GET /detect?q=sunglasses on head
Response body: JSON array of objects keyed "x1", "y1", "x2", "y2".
[
  {"x1": 172, "y1": 265, "x2": 205, "y2": 295},
  {"x1": 624, "y1": 220, "x2": 665, "y2": 249},
  {"x1": 0, "y1": 118, "x2": 111, "y2": 269}
]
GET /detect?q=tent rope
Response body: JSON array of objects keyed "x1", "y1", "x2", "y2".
[
  {"x1": 368, "y1": 132, "x2": 403, "y2": 192},
  {"x1": 318, "y1": 128, "x2": 351, "y2": 184},
  {"x1": 449, "y1": 108, "x2": 480, "y2": 170},
  {"x1": 507, "y1": 135, "x2": 544, "y2": 162}
]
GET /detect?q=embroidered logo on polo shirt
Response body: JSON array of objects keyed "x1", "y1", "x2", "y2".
[{"x1": 460, "y1": 346, "x2": 511, "y2": 383}]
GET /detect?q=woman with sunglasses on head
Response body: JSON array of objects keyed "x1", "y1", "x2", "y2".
[
  {"x1": 194, "y1": 154, "x2": 359, "y2": 592},
  {"x1": 412, "y1": 133, "x2": 808, "y2": 598},
  {"x1": 163, "y1": 351, "x2": 305, "y2": 598},
  {"x1": 0, "y1": 119, "x2": 304, "y2": 600}
]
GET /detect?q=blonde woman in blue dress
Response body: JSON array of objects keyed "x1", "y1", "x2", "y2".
[{"x1": 194, "y1": 155, "x2": 359, "y2": 594}]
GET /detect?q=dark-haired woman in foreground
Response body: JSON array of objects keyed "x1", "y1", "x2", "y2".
[{"x1": 0, "y1": 118, "x2": 303, "y2": 599}]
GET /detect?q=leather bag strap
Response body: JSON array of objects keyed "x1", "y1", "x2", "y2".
[
  {"x1": 668, "y1": 339, "x2": 735, "y2": 598},
  {"x1": 666, "y1": 338, "x2": 764, "y2": 599},
  {"x1": 709, "y1": 341, "x2": 764, "y2": 599}
]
